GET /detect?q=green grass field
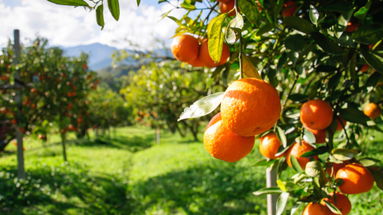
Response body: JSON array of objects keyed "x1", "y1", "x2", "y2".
[{"x1": 0, "y1": 127, "x2": 382, "y2": 214}]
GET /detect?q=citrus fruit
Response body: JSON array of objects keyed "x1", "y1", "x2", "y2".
[
  {"x1": 199, "y1": 39, "x2": 230, "y2": 67},
  {"x1": 219, "y1": 0, "x2": 236, "y2": 16},
  {"x1": 303, "y1": 202, "x2": 332, "y2": 215},
  {"x1": 336, "y1": 118, "x2": 347, "y2": 131},
  {"x1": 326, "y1": 162, "x2": 346, "y2": 177},
  {"x1": 171, "y1": 34, "x2": 199, "y2": 63},
  {"x1": 345, "y1": 21, "x2": 359, "y2": 32},
  {"x1": 335, "y1": 163, "x2": 374, "y2": 194},
  {"x1": 282, "y1": 1, "x2": 297, "y2": 17},
  {"x1": 221, "y1": 78, "x2": 281, "y2": 136},
  {"x1": 286, "y1": 141, "x2": 317, "y2": 169},
  {"x1": 259, "y1": 133, "x2": 282, "y2": 159},
  {"x1": 360, "y1": 64, "x2": 369, "y2": 73},
  {"x1": 363, "y1": 103, "x2": 381, "y2": 119},
  {"x1": 204, "y1": 113, "x2": 255, "y2": 162},
  {"x1": 322, "y1": 192, "x2": 351, "y2": 215},
  {"x1": 300, "y1": 100, "x2": 333, "y2": 130}
]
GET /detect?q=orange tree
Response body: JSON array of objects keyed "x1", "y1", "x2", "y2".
[
  {"x1": 0, "y1": 38, "x2": 97, "y2": 153},
  {"x1": 49, "y1": 0, "x2": 383, "y2": 213}
]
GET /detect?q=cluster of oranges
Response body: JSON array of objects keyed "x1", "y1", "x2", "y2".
[{"x1": 171, "y1": 34, "x2": 230, "y2": 68}]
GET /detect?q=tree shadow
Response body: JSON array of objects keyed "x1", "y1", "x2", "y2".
[
  {"x1": 0, "y1": 164, "x2": 133, "y2": 215},
  {"x1": 130, "y1": 164, "x2": 267, "y2": 215}
]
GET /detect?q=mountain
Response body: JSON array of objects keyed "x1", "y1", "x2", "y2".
[{"x1": 63, "y1": 43, "x2": 118, "y2": 70}]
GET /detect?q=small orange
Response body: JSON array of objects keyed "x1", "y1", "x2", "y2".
[
  {"x1": 282, "y1": 1, "x2": 297, "y2": 17},
  {"x1": 363, "y1": 103, "x2": 381, "y2": 119},
  {"x1": 306, "y1": 127, "x2": 326, "y2": 143},
  {"x1": 206, "y1": 112, "x2": 222, "y2": 129},
  {"x1": 300, "y1": 100, "x2": 333, "y2": 130},
  {"x1": 335, "y1": 163, "x2": 374, "y2": 194},
  {"x1": 360, "y1": 64, "x2": 369, "y2": 73},
  {"x1": 199, "y1": 39, "x2": 230, "y2": 68},
  {"x1": 259, "y1": 133, "x2": 281, "y2": 159},
  {"x1": 345, "y1": 22, "x2": 359, "y2": 32},
  {"x1": 171, "y1": 34, "x2": 200, "y2": 63},
  {"x1": 203, "y1": 113, "x2": 255, "y2": 162},
  {"x1": 303, "y1": 202, "x2": 332, "y2": 215},
  {"x1": 221, "y1": 78, "x2": 281, "y2": 136},
  {"x1": 286, "y1": 141, "x2": 317, "y2": 169},
  {"x1": 219, "y1": 0, "x2": 236, "y2": 16},
  {"x1": 322, "y1": 192, "x2": 351, "y2": 215},
  {"x1": 336, "y1": 118, "x2": 347, "y2": 131}
]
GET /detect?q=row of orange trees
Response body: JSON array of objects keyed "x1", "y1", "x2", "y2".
[{"x1": 0, "y1": 38, "x2": 99, "y2": 152}]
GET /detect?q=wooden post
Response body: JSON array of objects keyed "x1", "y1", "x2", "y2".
[
  {"x1": 266, "y1": 167, "x2": 277, "y2": 215},
  {"x1": 14, "y1": 29, "x2": 26, "y2": 179},
  {"x1": 60, "y1": 132, "x2": 68, "y2": 162}
]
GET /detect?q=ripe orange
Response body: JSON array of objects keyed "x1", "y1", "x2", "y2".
[
  {"x1": 303, "y1": 202, "x2": 331, "y2": 215},
  {"x1": 363, "y1": 103, "x2": 381, "y2": 119},
  {"x1": 206, "y1": 112, "x2": 222, "y2": 129},
  {"x1": 300, "y1": 100, "x2": 333, "y2": 130},
  {"x1": 336, "y1": 118, "x2": 347, "y2": 131},
  {"x1": 259, "y1": 133, "x2": 281, "y2": 159},
  {"x1": 345, "y1": 22, "x2": 359, "y2": 32},
  {"x1": 221, "y1": 78, "x2": 281, "y2": 136},
  {"x1": 282, "y1": 1, "x2": 297, "y2": 17},
  {"x1": 219, "y1": 0, "x2": 236, "y2": 16},
  {"x1": 360, "y1": 64, "x2": 369, "y2": 73},
  {"x1": 203, "y1": 113, "x2": 255, "y2": 162},
  {"x1": 171, "y1": 34, "x2": 200, "y2": 63},
  {"x1": 322, "y1": 193, "x2": 351, "y2": 215},
  {"x1": 335, "y1": 163, "x2": 374, "y2": 194},
  {"x1": 306, "y1": 127, "x2": 326, "y2": 143},
  {"x1": 286, "y1": 141, "x2": 317, "y2": 169},
  {"x1": 199, "y1": 39, "x2": 230, "y2": 67}
]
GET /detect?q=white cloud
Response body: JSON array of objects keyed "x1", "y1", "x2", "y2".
[{"x1": 0, "y1": 0, "x2": 185, "y2": 50}]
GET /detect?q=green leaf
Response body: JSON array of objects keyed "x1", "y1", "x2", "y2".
[
  {"x1": 309, "y1": 5, "x2": 319, "y2": 25},
  {"x1": 276, "y1": 192, "x2": 289, "y2": 215},
  {"x1": 324, "y1": 200, "x2": 342, "y2": 215},
  {"x1": 277, "y1": 179, "x2": 287, "y2": 192},
  {"x1": 291, "y1": 156, "x2": 304, "y2": 172},
  {"x1": 277, "y1": 127, "x2": 287, "y2": 148},
  {"x1": 229, "y1": 13, "x2": 244, "y2": 30},
  {"x1": 340, "y1": 107, "x2": 370, "y2": 125},
  {"x1": 108, "y1": 0, "x2": 120, "y2": 21},
  {"x1": 284, "y1": 34, "x2": 309, "y2": 51},
  {"x1": 289, "y1": 93, "x2": 308, "y2": 102},
  {"x1": 359, "y1": 158, "x2": 378, "y2": 167},
  {"x1": 352, "y1": 25, "x2": 383, "y2": 45},
  {"x1": 354, "y1": 0, "x2": 372, "y2": 20},
  {"x1": 332, "y1": 148, "x2": 359, "y2": 161},
  {"x1": 303, "y1": 129, "x2": 316, "y2": 144},
  {"x1": 305, "y1": 161, "x2": 321, "y2": 177},
  {"x1": 207, "y1": 13, "x2": 227, "y2": 63},
  {"x1": 283, "y1": 17, "x2": 315, "y2": 34},
  {"x1": 253, "y1": 187, "x2": 282, "y2": 196},
  {"x1": 368, "y1": 166, "x2": 383, "y2": 191},
  {"x1": 136, "y1": 0, "x2": 141, "y2": 6},
  {"x1": 96, "y1": 5, "x2": 105, "y2": 30},
  {"x1": 311, "y1": 32, "x2": 343, "y2": 55},
  {"x1": 47, "y1": 0, "x2": 89, "y2": 6},
  {"x1": 361, "y1": 47, "x2": 383, "y2": 75},
  {"x1": 178, "y1": 92, "x2": 224, "y2": 121},
  {"x1": 301, "y1": 146, "x2": 328, "y2": 158}
]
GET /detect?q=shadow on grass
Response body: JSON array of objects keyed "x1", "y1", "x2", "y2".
[
  {"x1": 0, "y1": 164, "x2": 133, "y2": 215},
  {"x1": 75, "y1": 135, "x2": 155, "y2": 152},
  {"x1": 130, "y1": 164, "x2": 267, "y2": 215}
]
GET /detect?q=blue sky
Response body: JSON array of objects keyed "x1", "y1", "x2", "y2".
[{"x1": 0, "y1": 0, "x2": 184, "y2": 49}]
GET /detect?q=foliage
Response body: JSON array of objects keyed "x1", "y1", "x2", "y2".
[
  {"x1": 120, "y1": 61, "x2": 224, "y2": 140},
  {"x1": 0, "y1": 38, "x2": 98, "y2": 150}
]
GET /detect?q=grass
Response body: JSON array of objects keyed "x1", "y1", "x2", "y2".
[{"x1": 0, "y1": 126, "x2": 382, "y2": 214}]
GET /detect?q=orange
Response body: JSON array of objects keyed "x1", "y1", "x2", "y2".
[
  {"x1": 203, "y1": 113, "x2": 255, "y2": 162},
  {"x1": 326, "y1": 162, "x2": 346, "y2": 177},
  {"x1": 199, "y1": 39, "x2": 230, "y2": 68},
  {"x1": 206, "y1": 112, "x2": 222, "y2": 129},
  {"x1": 306, "y1": 127, "x2": 326, "y2": 143},
  {"x1": 219, "y1": 0, "x2": 236, "y2": 16},
  {"x1": 363, "y1": 103, "x2": 381, "y2": 119},
  {"x1": 221, "y1": 78, "x2": 281, "y2": 136},
  {"x1": 300, "y1": 100, "x2": 333, "y2": 130},
  {"x1": 259, "y1": 133, "x2": 281, "y2": 159},
  {"x1": 286, "y1": 141, "x2": 317, "y2": 169},
  {"x1": 345, "y1": 22, "x2": 359, "y2": 32},
  {"x1": 335, "y1": 163, "x2": 374, "y2": 194},
  {"x1": 360, "y1": 64, "x2": 369, "y2": 73},
  {"x1": 322, "y1": 193, "x2": 351, "y2": 215},
  {"x1": 171, "y1": 34, "x2": 199, "y2": 63},
  {"x1": 303, "y1": 202, "x2": 332, "y2": 215},
  {"x1": 282, "y1": 1, "x2": 297, "y2": 17},
  {"x1": 336, "y1": 118, "x2": 347, "y2": 131}
]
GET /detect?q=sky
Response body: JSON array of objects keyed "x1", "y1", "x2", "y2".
[{"x1": 0, "y1": 0, "x2": 184, "y2": 50}]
